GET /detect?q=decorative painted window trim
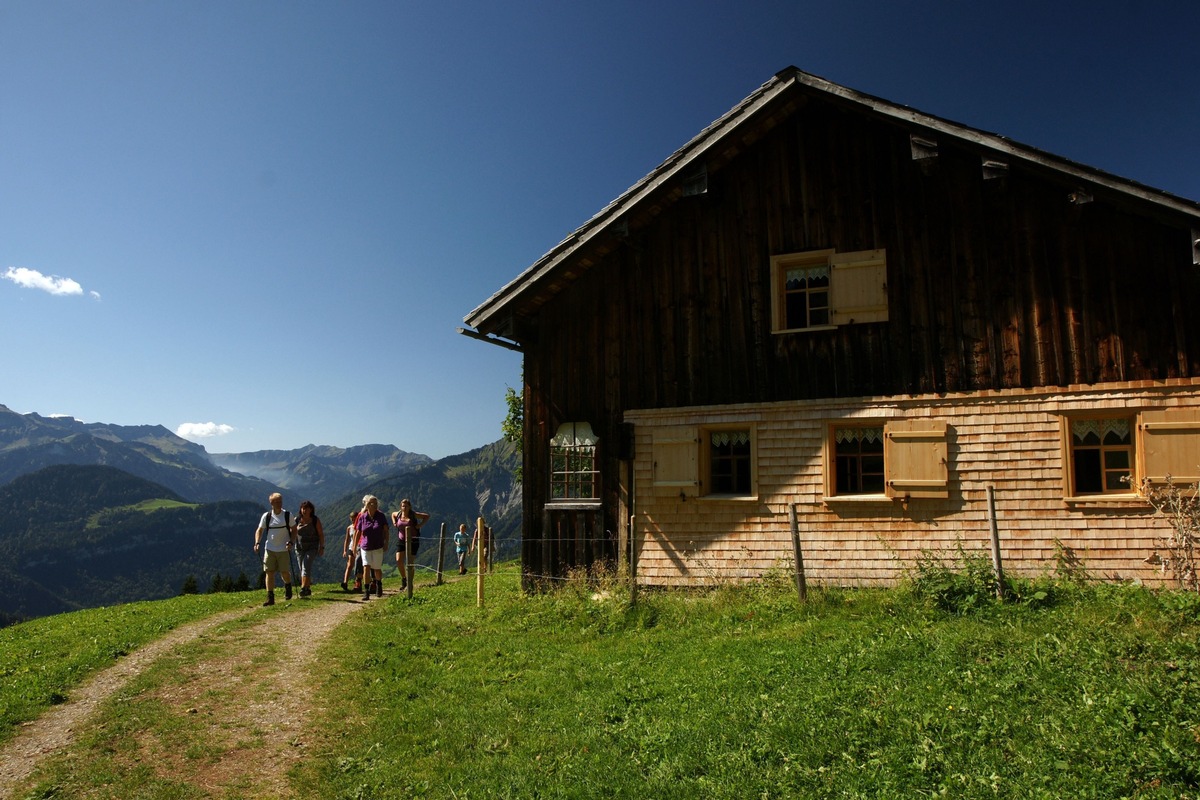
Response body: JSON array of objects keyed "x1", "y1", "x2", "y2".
[{"x1": 770, "y1": 248, "x2": 888, "y2": 333}]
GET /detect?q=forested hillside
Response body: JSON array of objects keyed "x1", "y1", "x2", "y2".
[{"x1": 0, "y1": 465, "x2": 260, "y2": 622}]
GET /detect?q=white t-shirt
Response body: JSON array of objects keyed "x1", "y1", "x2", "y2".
[{"x1": 260, "y1": 510, "x2": 291, "y2": 552}]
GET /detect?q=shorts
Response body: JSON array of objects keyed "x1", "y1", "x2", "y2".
[
  {"x1": 398, "y1": 537, "x2": 421, "y2": 556},
  {"x1": 361, "y1": 547, "x2": 384, "y2": 571},
  {"x1": 297, "y1": 550, "x2": 316, "y2": 578},
  {"x1": 263, "y1": 549, "x2": 291, "y2": 574}
]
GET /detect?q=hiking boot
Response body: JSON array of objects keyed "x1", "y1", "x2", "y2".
[
  {"x1": 300, "y1": 586, "x2": 311, "y2": 598},
  {"x1": 263, "y1": 592, "x2": 275, "y2": 607},
  {"x1": 377, "y1": 581, "x2": 383, "y2": 597},
  {"x1": 284, "y1": 583, "x2": 293, "y2": 600},
  {"x1": 340, "y1": 582, "x2": 348, "y2": 592},
  {"x1": 362, "y1": 588, "x2": 371, "y2": 601}
]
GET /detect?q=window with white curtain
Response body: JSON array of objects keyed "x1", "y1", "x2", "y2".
[{"x1": 550, "y1": 422, "x2": 599, "y2": 499}]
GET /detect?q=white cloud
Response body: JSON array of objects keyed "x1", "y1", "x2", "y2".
[
  {"x1": 176, "y1": 422, "x2": 236, "y2": 439},
  {"x1": 90, "y1": 291, "x2": 102, "y2": 301},
  {"x1": 3, "y1": 266, "x2": 85, "y2": 296}
]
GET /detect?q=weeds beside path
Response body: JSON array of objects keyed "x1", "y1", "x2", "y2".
[{"x1": 0, "y1": 590, "x2": 366, "y2": 799}]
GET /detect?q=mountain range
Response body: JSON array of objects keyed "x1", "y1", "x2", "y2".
[
  {"x1": 0, "y1": 405, "x2": 521, "y2": 623},
  {"x1": 208, "y1": 444, "x2": 433, "y2": 505},
  {"x1": 0, "y1": 404, "x2": 435, "y2": 505}
]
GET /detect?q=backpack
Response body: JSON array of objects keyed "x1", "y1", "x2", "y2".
[
  {"x1": 296, "y1": 514, "x2": 321, "y2": 550},
  {"x1": 263, "y1": 509, "x2": 291, "y2": 534}
]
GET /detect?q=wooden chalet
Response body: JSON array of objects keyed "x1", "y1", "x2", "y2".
[{"x1": 462, "y1": 67, "x2": 1200, "y2": 589}]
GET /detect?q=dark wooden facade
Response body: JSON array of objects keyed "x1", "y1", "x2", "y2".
[{"x1": 464, "y1": 68, "x2": 1200, "y2": 587}]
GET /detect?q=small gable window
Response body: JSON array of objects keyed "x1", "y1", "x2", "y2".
[
  {"x1": 771, "y1": 249, "x2": 887, "y2": 332},
  {"x1": 550, "y1": 422, "x2": 599, "y2": 499}
]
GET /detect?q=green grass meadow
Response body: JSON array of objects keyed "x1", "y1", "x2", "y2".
[
  {"x1": 3, "y1": 565, "x2": 1200, "y2": 799},
  {"x1": 300, "y1": 567, "x2": 1200, "y2": 800}
]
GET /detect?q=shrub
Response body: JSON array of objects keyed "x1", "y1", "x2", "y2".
[
  {"x1": 1137, "y1": 476, "x2": 1200, "y2": 593},
  {"x1": 907, "y1": 541, "x2": 1002, "y2": 614}
]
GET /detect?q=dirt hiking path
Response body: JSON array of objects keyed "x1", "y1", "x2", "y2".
[{"x1": 0, "y1": 593, "x2": 367, "y2": 799}]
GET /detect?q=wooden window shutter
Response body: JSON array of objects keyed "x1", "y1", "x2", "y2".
[
  {"x1": 830, "y1": 249, "x2": 888, "y2": 325},
  {"x1": 1140, "y1": 409, "x2": 1200, "y2": 484},
  {"x1": 884, "y1": 419, "x2": 949, "y2": 499},
  {"x1": 651, "y1": 428, "x2": 699, "y2": 496}
]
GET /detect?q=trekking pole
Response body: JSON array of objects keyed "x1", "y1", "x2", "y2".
[
  {"x1": 405, "y1": 532, "x2": 414, "y2": 599},
  {"x1": 436, "y1": 522, "x2": 447, "y2": 585},
  {"x1": 290, "y1": 543, "x2": 301, "y2": 597},
  {"x1": 476, "y1": 516, "x2": 486, "y2": 608}
]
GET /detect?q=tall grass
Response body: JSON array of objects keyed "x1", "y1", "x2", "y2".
[{"x1": 300, "y1": 566, "x2": 1200, "y2": 799}]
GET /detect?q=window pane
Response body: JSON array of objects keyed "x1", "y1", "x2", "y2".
[
  {"x1": 550, "y1": 438, "x2": 598, "y2": 499},
  {"x1": 1070, "y1": 417, "x2": 1133, "y2": 495},
  {"x1": 834, "y1": 426, "x2": 884, "y2": 495},
  {"x1": 785, "y1": 294, "x2": 806, "y2": 329},
  {"x1": 709, "y1": 430, "x2": 751, "y2": 495},
  {"x1": 1105, "y1": 450, "x2": 1130, "y2": 470},
  {"x1": 1073, "y1": 449, "x2": 1102, "y2": 495}
]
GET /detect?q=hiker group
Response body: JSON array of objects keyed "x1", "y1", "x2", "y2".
[{"x1": 254, "y1": 492, "x2": 489, "y2": 606}]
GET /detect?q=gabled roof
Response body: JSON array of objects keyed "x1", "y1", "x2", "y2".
[{"x1": 463, "y1": 66, "x2": 1200, "y2": 343}]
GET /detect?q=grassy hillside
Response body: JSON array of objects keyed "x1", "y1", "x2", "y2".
[{"x1": 8, "y1": 569, "x2": 1199, "y2": 798}]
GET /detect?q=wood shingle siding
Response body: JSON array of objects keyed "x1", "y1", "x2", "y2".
[{"x1": 626, "y1": 379, "x2": 1200, "y2": 587}]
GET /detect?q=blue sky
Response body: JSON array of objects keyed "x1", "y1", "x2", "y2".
[{"x1": 2, "y1": 1, "x2": 1197, "y2": 459}]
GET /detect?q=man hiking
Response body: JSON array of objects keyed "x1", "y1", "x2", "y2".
[{"x1": 253, "y1": 492, "x2": 296, "y2": 606}]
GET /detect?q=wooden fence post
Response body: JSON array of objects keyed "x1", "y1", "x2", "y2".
[
  {"x1": 986, "y1": 486, "x2": 1005, "y2": 600},
  {"x1": 436, "y1": 522, "x2": 447, "y2": 585},
  {"x1": 476, "y1": 516, "x2": 486, "y2": 607},
  {"x1": 629, "y1": 513, "x2": 638, "y2": 606},
  {"x1": 788, "y1": 503, "x2": 808, "y2": 602}
]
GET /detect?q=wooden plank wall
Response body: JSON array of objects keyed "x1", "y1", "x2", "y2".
[{"x1": 626, "y1": 379, "x2": 1200, "y2": 588}]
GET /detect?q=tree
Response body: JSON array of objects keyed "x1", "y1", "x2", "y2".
[
  {"x1": 502, "y1": 377, "x2": 524, "y2": 483},
  {"x1": 180, "y1": 574, "x2": 198, "y2": 595}
]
